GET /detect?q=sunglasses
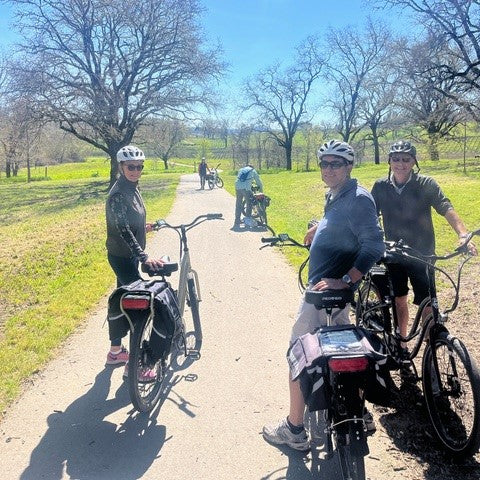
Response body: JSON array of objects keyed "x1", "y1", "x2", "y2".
[
  {"x1": 126, "y1": 164, "x2": 144, "y2": 171},
  {"x1": 319, "y1": 160, "x2": 347, "y2": 170},
  {"x1": 390, "y1": 157, "x2": 413, "y2": 163}
]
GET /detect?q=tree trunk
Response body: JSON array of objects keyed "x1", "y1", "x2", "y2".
[
  {"x1": 428, "y1": 135, "x2": 439, "y2": 161},
  {"x1": 285, "y1": 141, "x2": 293, "y2": 170},
  {"x1": 162, "y1": 155, "x2": 169, "y2": 170},
  {"x1": 371, "y1": 125, "x2": 380, "y2": 164},
  {"x1": 109, "y1": 155, "x2": 118, "y2": 188}
]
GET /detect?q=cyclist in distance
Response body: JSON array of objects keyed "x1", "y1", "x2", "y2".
[
  {"x1": 232, "y1": 163, "x2": 263, "y2": 230},
  {"x1": 263, "y1": 140, "x2": 385, "y2": 450},
  {"x1": 198, "y1": 157, "x2": 210, "y2": 190},
  {"x1": 105, "y1": 145, "x2": 166, "y2": 375},
  {"x1": 371, "y1": 140, "x2": 477, "y2": 350}
]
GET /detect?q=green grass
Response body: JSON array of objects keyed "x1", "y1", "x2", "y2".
[
  {"x1": 0, "y1": 164, "x2": 179, "y2": 415},
  {"x1": 2, "y1": 154, "x2": 480, "y2": 415},
  {"x1": 224, "y1": 161, "x2": 480, "y2": 271}
]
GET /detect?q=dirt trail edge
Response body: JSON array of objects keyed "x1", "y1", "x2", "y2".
[{"x1": 0, "y1": 174, "x2": 474, "y2": 480}]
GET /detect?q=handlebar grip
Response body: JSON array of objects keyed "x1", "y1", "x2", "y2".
[
  {"x1": 261, "y1": 237, "x2": 278, "y2": 243},
  {"x1": 207, "y1": 213, "x2": 223, "y2": 219}
]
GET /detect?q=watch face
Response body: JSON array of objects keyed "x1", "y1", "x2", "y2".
[{"x1": 342, "y1": 274, "x2": 352, "y2": 285}]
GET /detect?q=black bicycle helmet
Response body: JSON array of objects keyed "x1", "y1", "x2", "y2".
[{"x1": 389, "y1": 140, "x2": 416, "y2": 159}]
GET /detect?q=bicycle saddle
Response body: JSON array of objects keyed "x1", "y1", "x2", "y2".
[
  {"x1": 141, "y1": 261, "x2": 178, "y2": 277},
  {"x1": 305, "y1": 289, "x2": 354, "y2": 310}
]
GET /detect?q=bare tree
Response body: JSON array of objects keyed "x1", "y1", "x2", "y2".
[
  {"x1": 326, "y1": 19, "x2": 392, "y2": 144},
  {"x1": 358, "y1": 78, "x2": 398, "y2": 164},
  {"x1": 141, "y1": 118, "x2": 187, "y2": 169},
  {"x1": 394, "y1": 37, "x2": 464, "y2": 160},
  {"x1": 376, "y1": 0, "x2": 480, "y2": 119},
  {"x1": 242, "y1": 36, "x2": 326, "y2": 170},
  {"x1": 7, "y1": 0, "x2": 223, "y2": 185},
  {"x1": 0, "y1": 96, "x2": 43, "y2": 180}
]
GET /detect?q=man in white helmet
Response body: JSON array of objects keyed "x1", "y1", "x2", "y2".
[
  {"x1": 263, "y1": 140, "x2": 385, "y2": 450},
  {"x1": 105, "y1": 145, "x2": 165, "y2": 379}
]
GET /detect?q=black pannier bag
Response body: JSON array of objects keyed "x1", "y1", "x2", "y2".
[
  {"x1": 107, "y1": 279, "x2": 180, "y2": 362},
  {"x1": 287, "y1": 325, "x2": 392, "y2": 411}
]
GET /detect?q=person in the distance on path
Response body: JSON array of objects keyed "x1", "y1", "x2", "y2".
[
  {"x1": 262, "y1": 140, "x2": 385, "y2": 450},
  {"x1": 371, "y1": 140, "x2": 477, "y2": 350},
  {"x1": 105, "y1": 145, "x2": 165, "y2": 377},
  {"x1": 232, "y1": 163, "x2": 263, "y2": 229},
  {"x1": 198, "y1": 157, "x2": 210, "y2": 190}
]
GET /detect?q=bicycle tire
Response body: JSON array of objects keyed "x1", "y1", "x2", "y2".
[
  {"x1": 128, "y1": 315, "x2": 165, "y2": 413},
  {"x1": 257, "y1": 203, "x2": 267, "y2": 226},
  {"x1": 355, "y1": 281, "x2": 391, "y2": 333},
  {"x1": 215, "y1": 176, "x2": 224, "y2": 188},
  {"x1": 336, "y1": 437, "x2": 366, "y2": 480},
  {"x1": 422, "y1": 330, "x2": 480, "y2": 458},
  {"x1": 187, "y1": 276, "x2": 202, "y2": 345},
  {"x1": 207, "y1": 177, "x2": 214, "y2": 189}
]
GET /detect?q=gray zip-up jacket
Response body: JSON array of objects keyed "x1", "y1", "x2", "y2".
[{"x1": 105, "y1": 175, "x2": 148, "y2": 262}]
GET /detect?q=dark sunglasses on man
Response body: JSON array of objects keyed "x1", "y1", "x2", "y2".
[{"x1": 318, "y1": 160, "x2": 347, "y2": 170}]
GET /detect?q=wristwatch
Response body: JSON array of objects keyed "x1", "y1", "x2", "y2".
[{"x1": 342, "y1": 274, "x2": 354, "y2": 287}]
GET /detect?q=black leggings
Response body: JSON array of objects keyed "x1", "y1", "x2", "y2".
[{"x1": 108, "y1": 254, "x2": 141, "y2": 347}]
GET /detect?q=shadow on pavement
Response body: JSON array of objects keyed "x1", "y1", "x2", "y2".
[{"x1": 19, "y1": 368, "x2": 168, "y2": 480}]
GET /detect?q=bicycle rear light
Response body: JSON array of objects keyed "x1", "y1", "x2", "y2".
[
  {"x1": 122, "y1": 295, "x2": 150, "y2": 310},
  {"x1": 328, "y1": 356, "x2": 369, "y2": 373}
]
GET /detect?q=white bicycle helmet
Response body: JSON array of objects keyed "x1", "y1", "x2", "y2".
[
  {"x1": 116, "y1": 145, "x2": 146, "y2": 163},
  {"x1": 317, "y1": 140, "x2": 355, "y2": 164}
]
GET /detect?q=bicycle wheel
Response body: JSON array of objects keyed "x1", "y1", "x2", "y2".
[
  {"x1": 355, "y1": 280, "x2": 390, "y2": 333},
  {"x1": 336, "y1": 435, "x2": 366, "y2": 480},
  {"x1": 128, "y1": 315, "x2": 165, "y2": 413},
  {"x1": 207, "y1": 177, "x2": 214, "y2": 189},
  {"x1": 215, "y1": 176, "x2": 224, "y2": 188},
  {"x1": 422, "y1": 330, "x2": 480, "y2": 458},
  {"x1": 256, "y1": 203, "x2": 267, "y2": 226},
  {"x1": 187, "y1": 276, "x2": 202, "y2": 345}
]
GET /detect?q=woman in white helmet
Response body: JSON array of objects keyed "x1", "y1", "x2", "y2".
[{"x1": 105, "y1": 145, "x2": 165, "y2": 377}]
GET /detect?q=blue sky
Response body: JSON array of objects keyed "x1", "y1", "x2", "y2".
[
  {"x1": 0, "y1": 1, "x2": 402, "y2": 122},
  {"x1": 201, "y1": 0, "x2": 379, "y2": 86}
]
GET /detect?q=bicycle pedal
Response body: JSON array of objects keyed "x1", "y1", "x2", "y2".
[{"x1": 187, "y1": 349, "x2": 201, "y2": 359}]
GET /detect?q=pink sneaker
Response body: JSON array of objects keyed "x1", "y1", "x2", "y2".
[
  {"x1": 122, "y1": 363, "x2": 156, "y2": 383},
  {"x1": 106, "y1": 346, "x2": 129, "y2": 365}
]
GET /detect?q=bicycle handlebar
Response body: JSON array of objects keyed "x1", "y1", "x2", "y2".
[
  {"x1": 260, "y1": 234, "x2": 308, "y2": 249},
  {"x1": 153, "y1": 213, "x2": 223, "y2": 231},
  {"x1": 384, "y1": 227, "x2": 480, "y2": 263}
]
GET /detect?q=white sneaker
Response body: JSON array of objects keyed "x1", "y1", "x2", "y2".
[{"x1": 262, "y1": 418, "x2": 310, "y2": 450}]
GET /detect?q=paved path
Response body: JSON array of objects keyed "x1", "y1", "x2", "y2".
[{"x1": 0, "y1": 174, "x2": 414, "y2": 480}]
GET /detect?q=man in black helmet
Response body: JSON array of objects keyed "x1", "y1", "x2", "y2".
[{"x1": 371, "y1": 140, "x2": 476, "y2": 350}]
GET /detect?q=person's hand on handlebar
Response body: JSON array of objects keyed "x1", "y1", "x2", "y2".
[
  {"x1": 304, "y1": 224, "x2": 318, "y2": 246},
  {"x1": 458, "y1": 234, "x2": 477, "y2": 256},
  {"x1": 146, "y1": 223, "x2": 155, "y2": 233}
]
